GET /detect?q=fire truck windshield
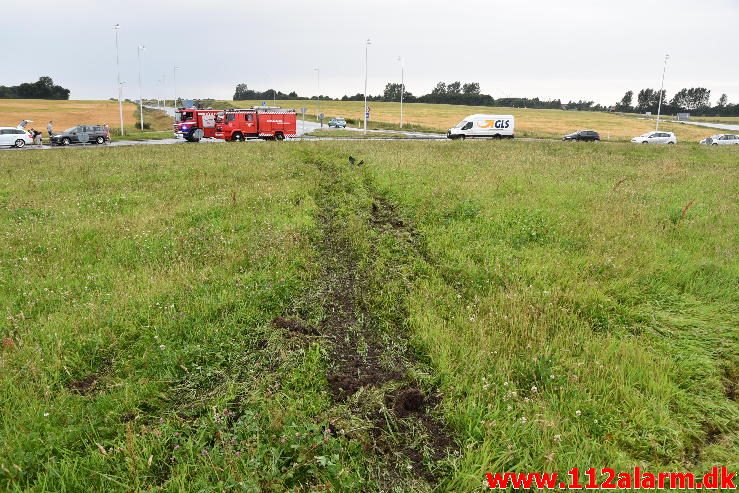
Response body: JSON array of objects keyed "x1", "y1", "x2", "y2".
[{"x1": 177, "y1": 111, "x2": 194, "y2": 122}]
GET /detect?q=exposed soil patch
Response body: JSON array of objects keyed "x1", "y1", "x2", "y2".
[
  {"x1": 271, "y1": 316, "x2": 319, "y2": 336},
  {"x1": 68, "y1": 374, "x2": 99, "y2": 395},
  {"x1": 391, "y1": 387, "x2": 426, "y2": 418},
  {"x1": 309, "y1": 164, "x2": 456, "y2": 483}
]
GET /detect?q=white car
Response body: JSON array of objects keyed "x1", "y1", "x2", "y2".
[
  {"x1": 699, "y1": 134, "x2": 739, "y2": 146},
  {"x1": 0, "y1": 127, "x2": 33, "y2": 148},
  {"x1": 631, "y1": 131, "x2": 677, "y2": 145}
]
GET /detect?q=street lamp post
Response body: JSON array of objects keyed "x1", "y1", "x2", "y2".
[
  {"x1": 138, "y1": 45, "x2": 146, "y2": 131},
  {"x1": 314, "y1": 68, "x2": 320, "y2": 121},
  {"x1": 114, "y1": 24, "x2": 124, "y2": 136},
  {"x1": 364, "y1": 39, "x2": 371, "y2": 134},
  {"x1": 173, "y1": 66, "x2": 179, "y2": 109},
  {"x1": 398, "y1": 56, "x2": 404, "y2": 129},
  {"x1": 656, "y1": 54, "x2": 670, "y2": 131}
]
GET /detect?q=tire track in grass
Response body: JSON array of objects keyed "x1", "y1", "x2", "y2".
[{"x1": 306, "y1": 158, "x2": 457, "y2": 487}]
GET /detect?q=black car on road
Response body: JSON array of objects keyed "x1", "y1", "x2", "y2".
[
  {"x1": 563, "y1": 130, "x2": 600, "y2": 142},
  {"x1": 51, "y1": 125, "x2": 110, "y2": 146}
]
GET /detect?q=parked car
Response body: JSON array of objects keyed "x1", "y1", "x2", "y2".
[
  {"x1": 631, "y1": 131, "x2": 677, "y2": 145},
  {"x1": 0, "y1": 127, "x2": 33, "y2": 148},
  {"x1": 563, "y1": 130, "x2": 600, "y2": 142},
  {"x1": 447, "y1": 114, "x2": 515, "y2": 139},
  {"x1": 50, "y1": 125, "x2": 110, "y2": 146},
  {"x1": 699, "y1": 134, "x2": 739, "y2": 146},
  {"x1": 328, "y1": 117, "x2": 347, "y2": 128}
]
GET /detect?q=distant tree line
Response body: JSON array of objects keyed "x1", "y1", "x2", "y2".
[
  {"x1": 233, "y1": 84, "x2": 300, "y2": 100},
  {"x1": 615, "y1": 87, "x2": 738, "y2": 116},
  {"x1": 0, "y1": 76, "x2": 70, "y2": 100},
  {"x1": 232, "y1": 81, "x2": 737, "y2": 116}
]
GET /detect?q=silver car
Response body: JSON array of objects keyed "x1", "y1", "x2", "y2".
[{"x1": 699, "y1": 134, "x2": 739, "y2": 146}]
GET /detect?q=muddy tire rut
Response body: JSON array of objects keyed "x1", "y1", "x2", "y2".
[{"x1": 306, "y1": 161, "x2": 456, "y2": 486}]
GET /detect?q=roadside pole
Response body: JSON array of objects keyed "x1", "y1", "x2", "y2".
[
  {"x1": 301, "y1": 107, "x2": 306, "y2": 140},
  {"x1": 655, "y1": 54, "x2": 670, "y2": 131}
]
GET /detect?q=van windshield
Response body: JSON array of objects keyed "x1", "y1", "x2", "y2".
[{"x1": 455, "y1": 120, "x2": 468, "y2": 128}]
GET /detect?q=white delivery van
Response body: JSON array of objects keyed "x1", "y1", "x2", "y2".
[{"x1": 447, "y1": 114, "x2": 515, "y2": 140}]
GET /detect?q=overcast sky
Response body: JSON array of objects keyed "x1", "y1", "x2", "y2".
[{"x1": 2, "y1": 0, "x2": 738, "y2": 105}]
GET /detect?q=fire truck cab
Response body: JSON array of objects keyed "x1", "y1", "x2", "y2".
[
  {"x1": 174, "y1": 109, "x2": 220, "y2": 142},
  {"x1": 214, "y1": 108, "x2": 297, "y2": 141}
]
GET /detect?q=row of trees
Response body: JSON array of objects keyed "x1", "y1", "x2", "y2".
[
  {"x1": 338, "y1": 81, "x2": 565, "y2": 109},
  {"x1": 0, "y1": 76, "x2": 70, "y2": 100},
  {"x1": 233, "y1": 84, "x2": 300, "y2": 101},
  {"x1": 231, "y1": 82, "x2": 737, "y2": 116},
  {"x1": 616, "y1": 87, "x2": 737, "y2": 116}
]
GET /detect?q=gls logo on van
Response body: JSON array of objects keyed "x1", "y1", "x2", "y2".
[{"x1": 479, "y1": 119, "x2": 511, "y2": 129}]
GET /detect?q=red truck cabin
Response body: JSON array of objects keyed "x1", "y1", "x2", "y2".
[{"x1": 174, "y1": 109, "x2": 220, "y2": 142}]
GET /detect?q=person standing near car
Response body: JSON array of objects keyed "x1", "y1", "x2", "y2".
[
  {"x1": 47, "y1": 121, "x2": 54, "y2": 139},
  {"x1": 32, "y1": 128, "x2": 43, "y2": 146}
]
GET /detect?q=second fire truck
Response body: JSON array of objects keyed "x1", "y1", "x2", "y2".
[{"x1": 214, "y1": 108, "x2": 297, "y2": 141}]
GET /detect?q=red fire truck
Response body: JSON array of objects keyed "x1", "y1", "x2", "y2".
[
  {"x1": 174, "y1": 109, "x2": 221, "y2": 142},
  {"x1": 214, "y1": 108, "x2": 297, "y2": 141}
]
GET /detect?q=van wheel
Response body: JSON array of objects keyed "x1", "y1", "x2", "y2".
[
  {"x1": 642, "y1": 141, "x2": 648, "y2": 144},
  {"x1": 275, "y1": 132, "x2": 285, "y2": 141},
  {"x1": 493, "y1": 134, "x2": 502, "y2": 140},
  {"x1": 62, "y1": 137, "x2": 71, "y2": 146},
  {"x1": 459, "y1": 134, "x2": 466, "y2": 141},
  {"x1": 15, "y1": 139, "x2": 26, "y2": 148},
  {"x1": 96, "y1": 136, "x2": 105, "y2": 144},
  {"x1": 667, "y1": 141, "x2": 674, "y2": 145},
  {"x1": 232, "y1": 133, "x2": 243, "y2": 142}
]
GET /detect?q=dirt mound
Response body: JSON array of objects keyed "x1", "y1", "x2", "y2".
[
  {"x1": 68, "y1": 374, "x2": 99, "y2": 395},
  {"x1": 271, "y1": 316, "x2": 318, "y2": 336},
  {"x1": 391, "y1": 387, "x2": 426, "y2": 418}
]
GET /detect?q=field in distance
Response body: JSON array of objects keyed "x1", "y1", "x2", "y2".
[
  {"x1": 230, "y1": 99, "x2": 716, "y2": 142},
  {"x1": 1, "y1": 140, "x2": 735, "y2": 491},
  {"x1": 0, "y1": 99, "x2": 172, "y2": 134}
]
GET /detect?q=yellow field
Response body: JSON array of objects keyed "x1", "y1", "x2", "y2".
[
  {"x1": 0, "y1": 100, "x2": 171, "y2": 133},
  {"x1": 239, "y1": 99, "x2": 715, "y2": 142}
]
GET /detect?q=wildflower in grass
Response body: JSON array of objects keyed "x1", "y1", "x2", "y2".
[
  {"x1": 159, "y1": 344, "x2": 166, "y2": 350},
  {"x1": 503, "y1": 381, "x2": 509, "y2": 387},
  {"x1": 43, "y1": 412, "x2": 49, "y2": 417},
  {"x1": 520, "y1": 416, "x2": 527, "y2": 424},
  {"x1": 531, "y1": 385, "x2": 538, "y2": 393},
  {"x1": 575, "y1": 410, "x2": 582, "y2": 417},
  {"x1": 553, "y1": 434, "x2": 562, "y2": 442}
]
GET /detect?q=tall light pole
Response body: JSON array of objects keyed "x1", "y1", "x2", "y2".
[
  {"x1": 397, "y1": 56, "x2": 404, "y2": 129},
  {"x1": 314, "y1": 68, "x2": 320, "y2": 120},
  {"x1": 114, "y1": 24, "x2": 124, "y2": 136},
  {"x1": 161, "y1": 74, "x2": 167, "y2": 108},
  {"x1": 173, "y1": 65, "x2": 179, "y2": 109},
  {"x1": 364, "y1": 38, "x2": 371, "y2": 134},
  {"x1": 137, "y1": 45, "x2": 146, "y2": 131},
  {"x1": 656, "y1": 54, "x2": 670, "y2": 131}
]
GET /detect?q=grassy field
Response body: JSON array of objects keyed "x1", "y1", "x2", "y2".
[
  {"x1": 0, "y1": 141, "x2": 736, "y2": 491},
  {"x1": 306, "y1": 129, "x2": 411, "y2": 139},
  {"x1": 0, "y1": 100, "x2": 173, "y2": 136},
  {"x1": 231, "y1": 99, "x2": 717, "y2": 142}
]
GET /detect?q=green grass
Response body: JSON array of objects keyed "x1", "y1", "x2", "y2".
[
  {"x1": 305, "y1": 128, "x2": 412, "y2": 139},
  {"x1": 0, "y1": 141, "x2": 736, "y2": 491},
  {"x1": 115, "y1": 130, "x2": 174, "y2": 141}
]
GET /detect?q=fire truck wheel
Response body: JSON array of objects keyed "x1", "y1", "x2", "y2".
[
  {"x1": 232, "y1": 133, "x2": 243, "y2": 142},
  {"x1": 275, "y1": 132, "x2": 285, "y2": 141}
]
